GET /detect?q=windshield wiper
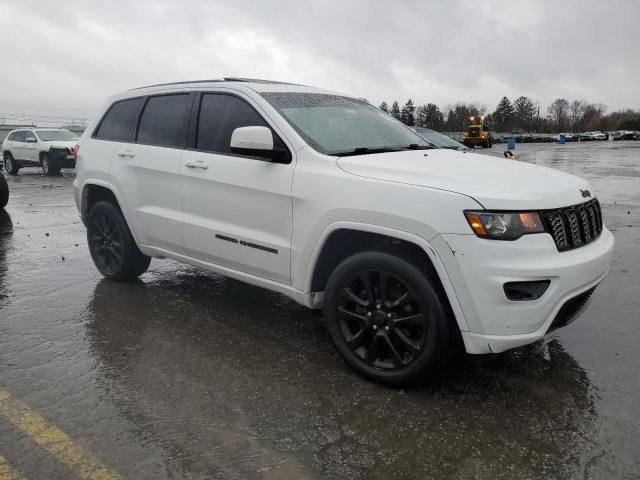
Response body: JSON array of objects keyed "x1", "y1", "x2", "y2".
[
  {"x1": 405, "y1": 143, "x2": 436, "y2": 150},
  {"x1": 335, "y1": 146, "x2": 405, "y2": 157}
]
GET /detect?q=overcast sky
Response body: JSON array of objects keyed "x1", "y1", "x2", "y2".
[{"x1": 0, "y1": 0, "x2": 638, "y2": 125}]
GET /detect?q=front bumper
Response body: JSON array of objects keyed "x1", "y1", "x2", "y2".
[{"x1": 434, "y1": 227, "x2": 614, "y2": 354}]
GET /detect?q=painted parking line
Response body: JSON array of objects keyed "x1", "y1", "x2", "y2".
[
  {"x1": 0, "y1": 389, "x2": 121, "y2": 480},
  {"x1": 0, "y1": 454, "x2": 26, "y2": 480}
]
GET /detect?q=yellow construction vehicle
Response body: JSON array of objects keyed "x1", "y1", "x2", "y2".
[{"x1": 463, "y1": 115, "x2": 492, "y2": 148}]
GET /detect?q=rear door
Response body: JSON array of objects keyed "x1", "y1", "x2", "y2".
[
  {"x1": 106, "y1": 93, "x2": 193, "y2": 253},
  {"x1": 180, "y1": 92, "x2": 294, "y2": 284}
]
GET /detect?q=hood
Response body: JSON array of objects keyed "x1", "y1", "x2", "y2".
[{"x1": 336, "y1": 149, "x2": 593, "y2": 210}]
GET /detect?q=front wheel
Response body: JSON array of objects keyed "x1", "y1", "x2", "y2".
[
  {"x1": 324, "y1": 252, "x2": 452, "y2": 386},
  {"x1": 3, "y1": 153, "x2": 19, "y2": 175},
  {"x1": 87, "y1": 201, "x2": 151, "y2": 281}
]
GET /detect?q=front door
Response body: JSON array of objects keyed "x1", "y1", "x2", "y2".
[
  {"x1": 181, "y1": 92, "x2": 294, "y2": 284},
  {"x1": 23, "y1": 131, "x2": 39, "y2": 163}
]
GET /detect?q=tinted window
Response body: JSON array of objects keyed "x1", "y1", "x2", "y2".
[
  {"x1": 94, "y1": 97, "x2": 145, "y2": 142},
  {"x1": 137, "y1": 94, "x2": 191, "y2": 148},
  {"x1": 14, "y1": 131, "x2": 26, "y2": 142},
  {"x1": 7, "y1": 132, "x2": 15, "y2": 141},
  {"x1": 25, "y1": 131, "x2": 37, "y2": 142},
  {"x1": 196, "y1": 94, "x2": 268, "y2": 154}
]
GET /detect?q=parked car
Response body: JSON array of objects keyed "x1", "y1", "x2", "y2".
[
  {"x1": 413, "y1": 127, "x2": 468, "y2": 150},
  {"x1": 2, "y1": 128, "x2": 78, "y2": 176},
  {"x1": 610, "y1": 130, "x2": 635, "y2": 140},
  {"x1": 74, "y1": 79, "x2": 614, "y2": 385},
  {"x1": 0, "y1": 171, "x2": 8, "y2": 208},
  {"x1": 553, "y1": 133, "x2": 574, "y2": 142}
]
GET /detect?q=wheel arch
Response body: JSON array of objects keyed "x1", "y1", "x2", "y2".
[
  {"x1": 306, "y1": 223, "x2": 469, "y2": 333},
  {"x1": 81, "y1": 181, "x2": 144, "y2": 246}
]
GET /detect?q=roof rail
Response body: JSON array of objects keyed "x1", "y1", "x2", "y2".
[
  {"x1": 129, "y1": 79, "x2": 225, "y2": 91},
  {"x1": 129, "y1": 77, "x2": 306, "y2": 91},
  {"x1": 222, "y1": 77, "x2": 302, "y2": 85}
]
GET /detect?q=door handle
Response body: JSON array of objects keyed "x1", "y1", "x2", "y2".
[
  {"x1": 185, "y1": 160, "x2": 209, "y2": 170},
  {"x1": 117, "y1": 150, "x2": 135, "y2": 158}
]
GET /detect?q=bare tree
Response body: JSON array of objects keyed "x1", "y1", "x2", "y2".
[
  {"x1": 569, "y1": 100, "x2": 587, "y2": 132},
  {"x1": 547, "y1": 98, "x2": 570, "y2": 132}
]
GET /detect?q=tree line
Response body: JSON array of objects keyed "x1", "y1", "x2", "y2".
[{"x1": 379, "y1": 97, "x2": 640, "y2": 133}]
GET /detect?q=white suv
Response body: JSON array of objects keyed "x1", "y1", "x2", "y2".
[
  {"x1": 3, "y1": 128, "x2": 78, "y2": 176},
  {"x1": 73, "y1": 79, "x2": 614, "y2": 385}
]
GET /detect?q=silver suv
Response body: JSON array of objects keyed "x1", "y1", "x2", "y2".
[{"x1": 2, "y1": 128, "x2": 78, "y2": 176}]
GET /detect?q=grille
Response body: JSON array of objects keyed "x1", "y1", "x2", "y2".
[{"x1": 541, "y1": 199, "x2": 603, "y2": 251}]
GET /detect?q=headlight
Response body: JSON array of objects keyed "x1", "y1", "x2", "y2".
[{"x1": 464, "y1": 211, "x2": 544, "y2": 240}]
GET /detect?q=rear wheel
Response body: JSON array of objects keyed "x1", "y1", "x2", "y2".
[
  {"x1": 41, "y1": 153, "x2": 61, "y2": 176},
  {"x1": 87, "y1": 201, "x2": 151, "y2": 281},
  {"x1": 324, "y1": 252, "x2": 452, "y2": 386},
  {"x1": 3, "y1": 153, "x2": 19, "y2": 175}
]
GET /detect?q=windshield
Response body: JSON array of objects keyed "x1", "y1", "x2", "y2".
[
  {"x1": 35, "y1": 130, "x2": 76, "y2": 141},
  {"x1": 260, "y1": 92, "x2": 430, "y2": 155},
  {"x1": 413, "y1": 127, "x2": 465, "y2": 149}
]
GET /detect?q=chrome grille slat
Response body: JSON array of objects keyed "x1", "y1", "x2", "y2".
[{"x1": 542, "y1": 199, "x2": 603, "y2": 252}]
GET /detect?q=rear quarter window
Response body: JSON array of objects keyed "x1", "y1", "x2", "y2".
[{"x1": 94, "y1": 97, "x2": 145, "y2": 142}]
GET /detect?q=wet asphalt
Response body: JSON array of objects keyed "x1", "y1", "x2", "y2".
[{"x1": 0, "y1": 141, "x2": 638, "y2": 479}]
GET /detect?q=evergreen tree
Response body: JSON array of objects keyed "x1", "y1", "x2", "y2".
[
  {"x1": 401, "y1": 99, "x2": 416, "y2": 126},
  {"x1": 513, "y1": 96, "x2": 536, "y2": 132},
  {"x1": 493, "y1": 96, "x2": 514, "y2": 132},
  {"x1": 390, "y1": 101, "x2": 401, "y2": 120},
  {"x1": 424, "y1": 103, "x2": 444, "y2": 130},
  {"x1": 379, "y1": 101, "x2": 389, "y2": 113},
  {"x1": 415, "y1": 105, "x2": 428, "y2": 127}
]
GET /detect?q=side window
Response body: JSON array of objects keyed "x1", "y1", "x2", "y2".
[
  {"x1": 7, "y1": 132, "x2": 15, "y2": 141},
  {"x1": 14, "y1": 131, "x2": 26, "y2": 143},
  {"x1": 196, "y1": 94, "x2": 268, "y2": 154},
  {"x1": 137, "y1": 94, "x2": 191, "y2": 148},
  {"x1": 94, "y1": 97, "x2": 145, "y2": 142},
  {"x1": 25, "y1": 131, "x2": 37, "y2": 142}
]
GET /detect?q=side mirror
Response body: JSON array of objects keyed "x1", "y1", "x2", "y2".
[
  {"x1": 26, "y1": 137, "x2": 37, "y2": 143},
  {"x1": 230, "y1": 126, "x2": 274, "y2": 159}
]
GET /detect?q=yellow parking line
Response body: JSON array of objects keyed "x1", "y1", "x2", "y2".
[
  {"x1": 0, "y1": 454, "x2": 26, "y2": 480},
  {"x1": 0, "y1": 389, "x2": 120, "y2": 480}
]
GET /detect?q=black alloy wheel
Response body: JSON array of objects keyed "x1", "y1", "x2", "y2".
[
  {"x1": 90, "y1": 209, "x2": 125, "y2": 276},
  {"x1": 337, "y1": 269, "x2": 427, "y2": 370},
  {"x1": 87, "y1": 201, "x2": 151, "y2": 281},
  {"x1": 324, "y1": 252, "x2": 451, "y2": 385}
]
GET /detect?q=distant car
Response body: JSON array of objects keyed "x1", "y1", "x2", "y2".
[
  {"x1": 589, "y1": 131, "x2": 607, "y2": 141},
  {"x1": 2, "y1": 128, "x2": 78, "y2": 176},
  {"x1": 610, "y1": 130, "x2": 635, "y2": 140},
  {"x1": 553, "y1": 133, "x2": 574, "y2": 142},
  {"x1": 413, "y1": 127, "x2": 468, "y2": 150}
]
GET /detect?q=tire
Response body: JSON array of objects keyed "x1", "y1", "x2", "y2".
[
  {"x1": 324, "y1": 251, "x2": 452, "y2": 386},
  {"x1": 3, "y1": 153, "x2": 19, "y2": 175},
  {"x1": 0, "y1": 173, "x2": 8, "y2": 208},
  {"x1": 41, "y1": 153, "x2": 55, "y2": 176},
  {"x1": 87, "y1": 201, "x2": 151, "y2": 281}
]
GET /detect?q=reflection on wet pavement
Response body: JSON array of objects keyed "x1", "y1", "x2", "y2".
[{"x1": 0, "y1": 143, "x2": 639, "y2": 479}]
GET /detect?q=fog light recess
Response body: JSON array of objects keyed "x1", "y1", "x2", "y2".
[{"x1": 504, "y1": 280, "x2": 550, "y2": 301}]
